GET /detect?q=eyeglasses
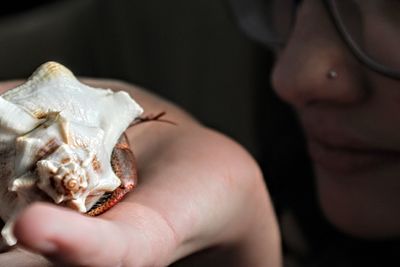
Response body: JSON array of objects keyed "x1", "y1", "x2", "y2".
[{"x1": 230, "y1": 0, "x2": 400, "y2": 80}]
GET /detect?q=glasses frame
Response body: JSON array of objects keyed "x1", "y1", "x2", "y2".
[
  {"x1": 324, "y1": 0, "x2": 400, "y2": 80},
  {"x1": 230, "y1": 0, "x2": 400, "y2": 80}
]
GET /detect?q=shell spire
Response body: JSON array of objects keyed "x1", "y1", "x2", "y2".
[{"x1": 30, "y1": 61, "x2": 75, "y2": 79}]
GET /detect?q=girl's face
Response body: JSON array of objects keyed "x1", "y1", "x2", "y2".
[{"x1": 272, "y1": 0, "x2": 400, "y2": 239}]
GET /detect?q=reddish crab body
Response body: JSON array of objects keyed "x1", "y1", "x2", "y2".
[{"x1": 87, "y1": 134, "x2": 137, "y2": 216}]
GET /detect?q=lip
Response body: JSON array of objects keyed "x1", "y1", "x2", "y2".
[
  {"x1": 307, "y1": 138, "x2": 400, "y2": 174},
  {"x1": 305, "y1": 130, "x2": 400, "y2": 174}
]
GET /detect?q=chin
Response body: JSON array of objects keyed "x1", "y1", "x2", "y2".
[
  {"x1": 318, "y1": 196, "x2": 388, "y2": 239},
  {"x1": 314, "y1": 166, "x2": 400, "y2": 240}
]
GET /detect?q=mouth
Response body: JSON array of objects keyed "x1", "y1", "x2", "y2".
[{"x1": 306, "y1": 132, "x2": 400, "y2": 174}]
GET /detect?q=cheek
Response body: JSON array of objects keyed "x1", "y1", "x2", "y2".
[
  {"x1": 365, "y1": 78, "x2": 400, "y2": 147},
  {"x1": 390, "y1": 93, "x2": 400, "y2": 109},
  {"x1": 375, "y1": 77, "x2": 400, "y2": 112},
  {"x1": 315, "y1": 166, "x2": 400, "y2": 239}
]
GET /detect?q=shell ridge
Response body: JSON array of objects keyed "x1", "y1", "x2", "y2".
[{"x1": 0, "y1": 97, "x2": 40, "y2": 140}]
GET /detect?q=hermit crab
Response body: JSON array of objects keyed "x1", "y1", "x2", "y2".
[{"x1": 0, "y1": 62, "x2": 144, "y2": 247}]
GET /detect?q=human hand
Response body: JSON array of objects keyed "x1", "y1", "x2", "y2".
[{"x1": 0, "y1": 80, "x2": 281, "y2": 267}]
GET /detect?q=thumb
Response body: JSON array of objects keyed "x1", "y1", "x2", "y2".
[{"x1": 13, "y1": 203, "x2": 128, "y2": 267}]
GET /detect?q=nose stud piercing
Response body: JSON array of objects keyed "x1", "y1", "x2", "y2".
[{"x1": 327, "y1": 69, "x2": 338, "y2": 79}]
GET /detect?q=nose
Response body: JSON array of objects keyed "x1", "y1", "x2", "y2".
[{"x1": 271, "y1": 2, "x2": 367, "y2": 109}]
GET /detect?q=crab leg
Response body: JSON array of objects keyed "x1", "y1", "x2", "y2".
[{"x1": 87, "y1": 134, "x2": 137, "y2": 216}]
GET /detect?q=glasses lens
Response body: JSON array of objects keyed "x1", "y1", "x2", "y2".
[
  {"x1": 230, "y1": 0, "x2": 297, "y2": 48},
  {"x1": 333, "y1": 0, "x2": 400, "y2": 70}
]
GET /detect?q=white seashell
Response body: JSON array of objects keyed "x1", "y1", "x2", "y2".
[{"x1": 0, "y1": 61, "x2": 143, "y2": 246}]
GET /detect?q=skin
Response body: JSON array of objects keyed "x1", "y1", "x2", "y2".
[
  {"x1": 272, "y1": 0, "x2": 400, "y2": 239},
  {"x1": 0, "y1": 79, "x2": 281, "y2": 266}
]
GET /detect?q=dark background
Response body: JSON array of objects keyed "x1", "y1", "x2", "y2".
[{"x1": 0, "y1": 0, "x2": 273, "y2": 158}]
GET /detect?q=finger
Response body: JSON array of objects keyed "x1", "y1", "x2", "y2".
[
  {"x1": 0, "y1": 80, "x2": 23, "y2": 93},
  {"x1": 13, "y1": 202, "x2": 178, "y2": 267},
  {"x1": 13, "y1": 203, "x2": 128, "y2": 267}
]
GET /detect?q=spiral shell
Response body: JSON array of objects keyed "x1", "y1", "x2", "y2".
[{"x1": 0, "y1": 62, "x2": 143, "y2": 246}]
